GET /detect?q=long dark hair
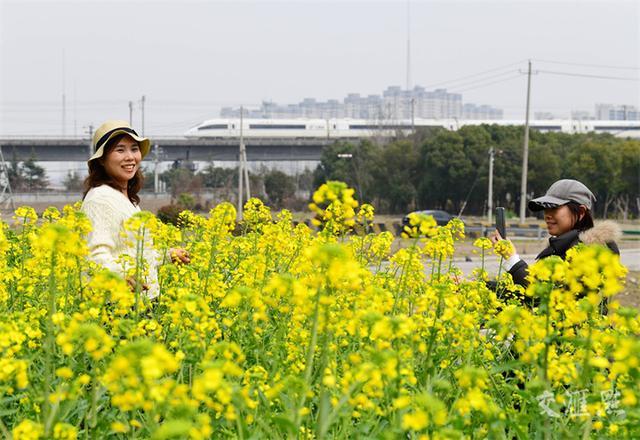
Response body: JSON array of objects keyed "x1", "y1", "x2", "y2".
[
  {"x1": 567, "y1": 201, "x2": 594, "y2": 232},
  {"x1": 82, "y1": 134, "x2": 144, "y2": 205}
]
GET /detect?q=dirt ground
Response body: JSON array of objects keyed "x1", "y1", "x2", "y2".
[
  {"x1": 393, "y1": 236, "x2": 640, "y2": 310},
  {"x1": 617, "y1": 270, "x2": 640, "y2": 309},
  {"x1": 393, "y1": 236, "x2": 639, "y2": 258}
]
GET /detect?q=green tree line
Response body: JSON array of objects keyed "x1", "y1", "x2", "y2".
[
  {"x1": 313, "y1": 125, "x2": 640, "y2": 219},
  {"x1": 6, "y1": 154, "x2": 49, "y2": 191},
  {"x1": 155, "y1": 163, "x2": 314, "y2": 210}
]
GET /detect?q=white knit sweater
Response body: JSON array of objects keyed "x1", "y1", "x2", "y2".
[{"x1": 81, "y1": 184, "x2": 160, "y2": 298}]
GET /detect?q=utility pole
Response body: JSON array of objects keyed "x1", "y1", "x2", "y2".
[
  {"x1": 129, "y1": 101, "x2": 134, "y2": 126},
  {"x1": 242, "y1": 143, "x2": 250, "y2": 202},
  {"x1": 410, "y1": 97, "x2": 415, "y2": 133},
  {"x1": 0, "y1": 145, "x2": 15, "y2": 210},
  {"x1": 487, "y1": 147, "x2": 494, "y2": 224},
  {"x1": 140, "y1": 95, "x2": 146, "y2": 135},
  {"x1": 519, "y1": 60, "x2": 532, "y2": 224},
  {"x1": 405, "y1": 0, "x2": 411, "y2": 91},
  {"x1": 73, "y1": 82, "x2": 77, "y2": 137},
  {"x1": 237, "y1": 106, "x2": 245, "y2": 220},
  {"x1": 153, "y1": 144, "x2": 162, "y2": 194},
  {"x1": 86, "y1": 125, "x2": 94, "y2": 158},
  {"x1": 62, "y1": 50, "x2": 66, "y2": 136},
  {"x1": 62, "y1": 93, "x2": 66, "y2": 136}
]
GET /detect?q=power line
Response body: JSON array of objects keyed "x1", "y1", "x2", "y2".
[
  {"x1": 537, "y1": 69, "x2": 639, "y2": 81},
  {"x1": 435, "y1": 70, "x2": 521, "y2": 91},
  {"x1": 144, "y1": 111, "x2": 229, "y2": 130},
  {"x1": 534, "y1": 59, "x2": 640, "y2": 71},
  {"x1": 1, "y1": 98, "x2": 253, "y2": 106},
  {"x1": 1, "y1": 99, "x2": 130, "y2": 106},
  {"x1": 451, "y1": 74, "x2": 523, "y2": 93},
  {"x1": 422, "y1": 60, "x2": 527, "y2": 88}
]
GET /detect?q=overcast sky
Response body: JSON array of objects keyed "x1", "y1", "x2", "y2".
[{"x1": 1, "y1": 0, "x2": 638, "y2": 135}]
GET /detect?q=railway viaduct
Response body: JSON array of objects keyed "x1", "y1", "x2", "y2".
[{"x1": 0, "y1": 137, "x2": 334, "y2": 162}]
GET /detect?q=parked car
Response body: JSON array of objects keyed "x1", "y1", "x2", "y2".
[{"x1": 402, "y1": 210, "x2": 456, "y2": 227}]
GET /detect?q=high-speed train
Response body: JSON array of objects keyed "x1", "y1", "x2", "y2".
[{"x1": 184, "y1": 118, "x2": 640, "y2": 139}]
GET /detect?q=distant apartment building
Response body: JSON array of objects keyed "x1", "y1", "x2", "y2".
[
  {"x1": 344, "y1": 93, "x2": 381, "y2": 119},
  {"x1": 221, "y1": 85, "x2": 502, "y2": 120},
  {"x1": 595, "y1": 104, "x2": 640, "y2": 121},
  {"x1": 534, "y1": 112, "x2": 555, "y2": 120},
  {"x1": 464, "y1": 104, "x2": 504, "y2": 120},
  {"x1": 570, "y1": 110, "x2": 594, "y2": 120},
  {"x1": 383, "y1": 86, "x2": 465, "y2": 119}
]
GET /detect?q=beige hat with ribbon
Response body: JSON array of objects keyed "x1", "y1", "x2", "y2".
[{"x1": 89, "y1": 120, "x2": 150, "y2": 162}]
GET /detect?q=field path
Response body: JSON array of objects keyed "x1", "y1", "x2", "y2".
[{"x1": 452, "y1": 248, "x2": 640, "y2": 276}]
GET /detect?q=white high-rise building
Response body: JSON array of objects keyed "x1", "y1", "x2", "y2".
[
  {"x1": 464, "y1": 104, "x2": 503, "y2": 120},
  {"x1": 220, "y1": 86, "x2": 501, "y2": 121},
  {"x1": 595, "y1": 104, "x2": 640, "y2": 121}
]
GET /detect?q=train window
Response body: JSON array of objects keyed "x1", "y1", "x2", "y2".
[
  {"x1": 198, "y1": 124, "x2": 228, "y2": 130},
  {"x1": 348, "y1": 124, "x2": 414, "y2": 130},
  {"x1": 594, "y1": 125, "x2": 637, "y2": 131},
  {"x1": 531, "y1": 125, "x2": 561, "y2": 130},
  {"x1": 249, "y1": 124, "x2": 306, "y2": 129}
]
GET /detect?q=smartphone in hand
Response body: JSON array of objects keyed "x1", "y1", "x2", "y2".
[{"x1": 495, "y1": 207, "x2": 506, "y2": 239}]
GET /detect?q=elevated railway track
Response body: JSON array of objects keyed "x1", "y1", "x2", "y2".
[{"x1": 0, "y1": 137, "x2": 332, "y2": 162}]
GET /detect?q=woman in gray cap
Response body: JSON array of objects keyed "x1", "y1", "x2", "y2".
[
  {"x1": 81, "y1": 120, "x2": 190, "y2": 297},
  {"x1": 491, "y1": 179, "x2": 620, "y2": 288}
]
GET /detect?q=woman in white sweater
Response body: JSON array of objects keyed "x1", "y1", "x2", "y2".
[{"x1": 81, "y1": 120, "x2": 189, "y2": 298}]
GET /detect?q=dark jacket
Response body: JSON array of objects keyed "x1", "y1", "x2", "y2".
[{"x1": 509, "y1": 221, "x2": 621, "y2": 287}]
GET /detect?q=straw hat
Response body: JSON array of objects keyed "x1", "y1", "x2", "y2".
[{"x1": 89, "y1": 120, "x2": 150, "y2": 162}]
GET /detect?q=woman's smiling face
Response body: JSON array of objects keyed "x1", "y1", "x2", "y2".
[
  {"x1": 543, "y1": 204, "x2": 584, "y2": 236},
  {"x1": 102, "y1": 135, "x2": 141, "y2": 189}
]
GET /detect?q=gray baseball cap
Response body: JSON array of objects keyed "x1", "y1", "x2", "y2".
[{"x1": 528, "y1": 179, "x2": 596, "y2": 212}]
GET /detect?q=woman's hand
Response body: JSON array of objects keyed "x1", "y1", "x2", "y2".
[
  {"x1": 126, "y1": 276, "x2": 149, "y2": 293},
  {"x1": 170, "y1": 248, "x2": 191, "y2": 264},
  {"x1": 490, "y1": 229, "x2": 517, "y2": 257},
  {"x1": 490, "y1": 228, "x2": 503, "y2": 244}
]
